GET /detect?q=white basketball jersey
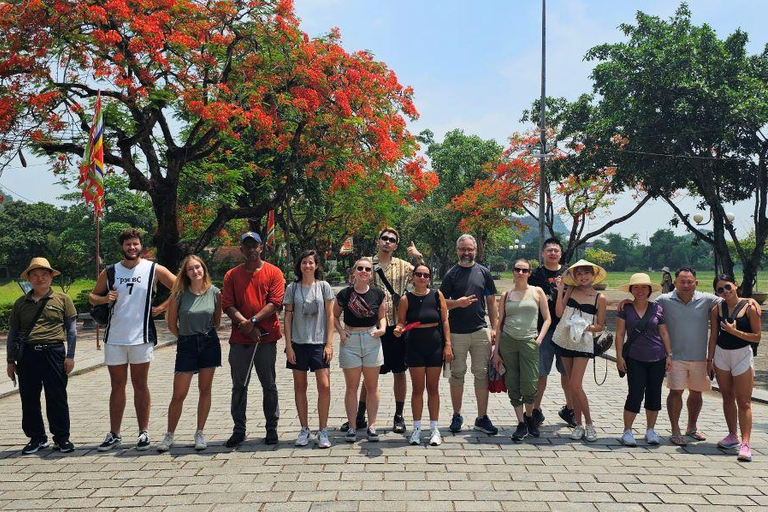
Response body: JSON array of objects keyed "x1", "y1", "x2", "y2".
[{"x1": 105, "y1": 259, "x2": 156, "y2": 345}]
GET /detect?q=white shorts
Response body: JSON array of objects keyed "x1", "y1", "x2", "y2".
[
  {"x1": 714, "y1": 345, "x2": 754, "y2": 377},
  {"x1": 105, "y1": 343, "x2": 155, "y2": 366}
]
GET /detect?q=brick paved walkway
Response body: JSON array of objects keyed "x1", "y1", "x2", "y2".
[{"x1": 0, "y1": 323, "x2": 765, "y2": 511}]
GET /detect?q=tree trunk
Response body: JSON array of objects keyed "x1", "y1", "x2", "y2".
[{"x1": 151, "y1": 185, "x2": 183, "y2": 272}]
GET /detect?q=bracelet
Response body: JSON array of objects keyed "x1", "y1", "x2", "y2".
[{"x1": 707, "y1": 358, "x2": 713, "y2": 362}]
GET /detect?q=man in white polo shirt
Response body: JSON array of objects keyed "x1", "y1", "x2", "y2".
[{"x1": 89, "y1": 228, "x2": 176, "y2": 451}]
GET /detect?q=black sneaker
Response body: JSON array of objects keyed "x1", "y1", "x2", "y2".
[
  {"x1": 339, "y1": 417, "x2": 368, "y2": 431},
  {"x1": 97, "y1": 432, "x2": 122, "y2": 452},
  {"x1": 22, "y1": 438, "x2": 49, "y2": 455},
  {"x1": 392, "y1": 415, "x2": 406, "y2": 434},
  {"x1": 54, "y1": 440, "x2": 75, "y2": 453},
  {"x1": 136, "y1": 431, "x2": 151, "y2": 451},
  {"x1": 558, "y1": 406, "x2": 577, "y2": 428},
  {"x1": 449, "y1": 413, "x2": 464, "y2": 433},
  {"x1": 473, "y1": 415, "x2": 498, "y2": 436},
  {"x1": 525, "y1": 414, "x2": 540, "y2": 438},
  {"x1": 531, "y1": 408, "x2": 545, "y2": 427},
  {"x1": 366, "y1": 427, "x2": 379, "y2": 442},
  {"x1": 345, "y1": 428, "x2": 357, "y2": 443},
  {"x1": 511, "y1": 422, "x2": 528, "y2": 443},
  {"x1": 265, "y1": 429, "x2": 278, "y2": 445},
  {"x1": 225, "y1": 432, "x2": 245, "y2": 448}
]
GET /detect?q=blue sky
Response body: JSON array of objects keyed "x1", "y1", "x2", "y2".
[{"x1": 2, "y1": 0, "x2": 765, "y2": 241}]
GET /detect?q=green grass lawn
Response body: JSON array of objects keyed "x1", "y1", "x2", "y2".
[
  {"x1": 500, "y1": 270, "x2": 768, "y2": 291},
  {"x1": 0, "y1": 278, "x2": 96, "y2": 306}
]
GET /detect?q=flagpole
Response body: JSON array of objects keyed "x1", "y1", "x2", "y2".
[{"x1": 95, "y1": 209, "x2": 101, "y2": 349}]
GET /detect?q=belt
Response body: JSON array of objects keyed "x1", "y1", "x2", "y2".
[{"x1": 30, "y1": 343, "x2": 64, "y2": 351}]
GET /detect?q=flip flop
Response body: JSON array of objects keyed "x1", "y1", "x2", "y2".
[
  {"x1": 686, "y1": 430, "x2": 706, "y2": 441},
  {"x1": 670, "y1": 435, "x2": 687, "y2": 446}
]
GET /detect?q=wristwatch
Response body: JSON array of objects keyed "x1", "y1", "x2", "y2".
[{"x1": 250, "y1": 316, "x2": 258, "y2": 325}]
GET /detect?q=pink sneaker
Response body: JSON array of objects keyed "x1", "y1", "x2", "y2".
[
  {"x1": 718, "y1": 433, "x2": 740, "y2": 450},
  {"x1": 738, "y1": 443, "x2": 752, "y2": 462}
]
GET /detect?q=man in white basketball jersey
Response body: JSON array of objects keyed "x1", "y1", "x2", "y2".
[{"x1": 89, "y1": 228, "x2": 176, "y2": 451}]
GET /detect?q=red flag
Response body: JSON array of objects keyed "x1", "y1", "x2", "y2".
[{"x1": 266, "y1": 210, "x2": 276, "y2": 249}]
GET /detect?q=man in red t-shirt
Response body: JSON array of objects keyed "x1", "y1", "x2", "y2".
[{"x1": 221, "y1": 232, "x2": 285, "y2": 447}]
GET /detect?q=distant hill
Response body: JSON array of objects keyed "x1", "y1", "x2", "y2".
[{"x1": 512, "y1": 215, "x2": 569, "y2": 243}]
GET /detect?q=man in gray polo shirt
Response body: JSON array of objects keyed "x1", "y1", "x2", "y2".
[{"x1": 655, "y1": 268, "x2": 718, "y2": 445}]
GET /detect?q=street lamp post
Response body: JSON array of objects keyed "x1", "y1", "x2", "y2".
[
  {"x1": 693, "y1": 210, "x2": 736, "y2": 274},
  {"x1": 537, "y1": 0, "x2": 547, "y2": 264}
]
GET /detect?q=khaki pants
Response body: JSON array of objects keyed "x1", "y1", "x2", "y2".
[{"x1": 449, "y1": 328, "x2": 490, "y2": 388}]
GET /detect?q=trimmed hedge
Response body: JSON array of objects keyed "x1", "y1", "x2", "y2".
[{"x1": 0, "y1": 303, "x2": 13, "y2": 332}]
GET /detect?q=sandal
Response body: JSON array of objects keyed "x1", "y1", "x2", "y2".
[
  {"x1": 670, "y1": 435, "x2": 688, "y2": 446},
  {"x1": 686, "y1": 429, "x2": 706, "y2": 441}
]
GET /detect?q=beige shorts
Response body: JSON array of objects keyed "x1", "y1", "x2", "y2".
[
  {"x1": 449, "y1": 328, "x2": 491, "y2": 388},
  {"x1": 666, "y1": 359, "x2": 711, "y2": 392}
]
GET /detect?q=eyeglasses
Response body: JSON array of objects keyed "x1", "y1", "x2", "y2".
[
  {"x1": 716, "y1": 283, "x2": 734, "y2": 294},
  {"x1": 380, "y1": 235, "x2": 398, "y2": 244},
  {"x1": 413, "y1": 272, "x2": 431, "y2": 279},
  {"x1": 458, "y1": 247, "x2": 476, "y2": 252},
  {"x1": 356, "y1": 266, "x2": 372, "y2": 272},
  {"x1": 513, "y1": 267, "x2": 530, "y2": 274}
]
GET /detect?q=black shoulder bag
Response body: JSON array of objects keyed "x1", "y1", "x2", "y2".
[
  {"x1": 375, "y1": 265, "x2": 400, "y2": 311},
  {"x1": 722, "y1": 300, "x2": 755, "y2": 355},
  {"x1": 8, "y1": 296, "x2": 51, "y2": 363},
  {"x1": 618, "y1": 302, "x2": 656, "y2": 378},
  {"x1": 90, "y1": 265, "x2": 116, "y2": 326}
]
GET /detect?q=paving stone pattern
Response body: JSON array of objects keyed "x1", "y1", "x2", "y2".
[{"x1": 0, "y1": 323, "x2": 766, "y2": 511}]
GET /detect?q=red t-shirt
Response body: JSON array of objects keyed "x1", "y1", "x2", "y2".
[{"x1": 221, "y1": 262, "x2": 285, "y2": 344}]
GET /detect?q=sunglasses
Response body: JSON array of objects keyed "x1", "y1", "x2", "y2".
[
  {"x1": 356, "y1": 266, "x2": 372, "y2": 272},
  {"x1": 716, "y1": 283, "x2": 734, "y2": 294},
  {"x1": 413, "y1": 272, "x2": 431, "y2": 279},
  {"x1": 513, "y1": 267, "x2": 530, "y2": 274},
  {"x1": 380, "y1": 235, "x2": 398, "y2": 244}
]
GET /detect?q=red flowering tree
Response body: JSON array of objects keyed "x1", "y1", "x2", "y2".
[
  {"x1": 0, "y1": 0, "x2": 434, "y2": 270},
  {"x1": 515, "y1": 99, "x2": 652, "y2": 263}
]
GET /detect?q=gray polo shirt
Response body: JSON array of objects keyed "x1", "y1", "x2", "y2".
[{"x1": 656, "y1": 290, "x2": 720, "y2": 362}]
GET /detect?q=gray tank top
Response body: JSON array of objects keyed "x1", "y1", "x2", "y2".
[{"x1": 177, "y1": 286, "x2": 219, "y2": 336}]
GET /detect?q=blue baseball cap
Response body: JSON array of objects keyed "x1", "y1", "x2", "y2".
[{"x1": 240, "y1": 231, "x2": 262, "y2": 244}]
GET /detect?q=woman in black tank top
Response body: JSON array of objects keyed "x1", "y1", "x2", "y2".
[
  {"x1": 394, "y1": 265, "x2": 453, "y2": 446},
  {"x1": 707, "y1": 274, "x2": 761, "y2": 462}
]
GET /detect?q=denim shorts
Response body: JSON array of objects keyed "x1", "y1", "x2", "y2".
[
  {"x1": 538, "y1": 328, "x2": 565, "y2": 377},
  {"x1": 175, "y1": 329, "x2": 222, "y2": 373},
  {"x1": 339, "y1": 331, "x2": 383, "y2": 369}
]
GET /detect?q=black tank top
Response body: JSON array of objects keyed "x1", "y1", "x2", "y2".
[
  {"x1": 717, "y1": 301, "x2": 754, "y2": 351},
  {"x1": 405, "y1": 290, "x2": 441, "y2": 324}
]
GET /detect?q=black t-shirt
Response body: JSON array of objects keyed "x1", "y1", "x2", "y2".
[
  {"x1": 528, "y1": 265, "x2": 567, "y2": 331},
  {"x1": 440, "y1": 263, "x2": 497, "y2": 334},
  {"x1": 336, "y1": 286, "x2": 385, "y2": 328}
]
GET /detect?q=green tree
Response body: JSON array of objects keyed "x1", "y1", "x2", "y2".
[{"x1": 585, "y1": 3, "x2": 768, "y2": 295}]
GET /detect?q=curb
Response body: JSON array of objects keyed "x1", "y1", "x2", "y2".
[
  {"x1": 0, "y1": 339, "x2": 177, "y2": 400},
  {"x1": 599, "y1": 352, "x2": 768, "y2": 405}
]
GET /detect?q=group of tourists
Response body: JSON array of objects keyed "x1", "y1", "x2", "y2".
[{"x1": 4, "y1": 227, "x2": 760, "y2": 463}]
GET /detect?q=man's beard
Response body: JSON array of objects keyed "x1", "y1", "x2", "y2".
[
  {"x1": 460, "y1": 255, "x2": 474, "y2": 264},
  {"x1": 122, "y1": 249, "x2": 140, "y2": 260}
]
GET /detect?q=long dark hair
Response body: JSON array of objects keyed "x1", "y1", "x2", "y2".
[
  {"x1": 713, "y1": 273, "x2": 737, "y2": 290},
  {"x1": 293, "y1": 250, "x2": 323, "y2": 282}
]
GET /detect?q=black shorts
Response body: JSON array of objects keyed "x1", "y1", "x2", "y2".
[
  {"x1": 554, "y1": 344, "x2": 595, "y2": 360},
  {"x1": 380, "y1": 326, "x2": 408, "y2": 374},
  {"x1": 406, "y1": 327, "x2": 444, "y2": 368},
  {"x1": 175, "y1": 329, "x2": 222, "y2": 373},
  {"x1": 286, "y1": 343, "x2": 330, "y2": 372}
]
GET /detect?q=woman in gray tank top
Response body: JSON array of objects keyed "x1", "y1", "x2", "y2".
[
  {"x1": 492, "y1": 259, "x2": 550, "y2": 442},
  {"x1": 158, "y1": 255, "x2": 221, "y2": 452}
]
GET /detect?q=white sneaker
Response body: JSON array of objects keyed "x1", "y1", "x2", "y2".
[
  {"x1": 585, "y1": 424, "x2": 598, "y2": 442},
  {"x1": 645, "y1": 428, "x2": 661, "y2": 445},
  {"x1": 156, "y1": 432, "x2": 174, "y2": 452},
  {"x1": 429, "y1": 427, "x2": 442, "y2": 446},
  {"x1": 620, "y1": 429, "x2": 637, "y2": 447},
  {"x1": 194, "y1": 430, "x2": 207, "y2": 451},
  {"x1": 409, "y1": 428, "x2": 422, "y2": 445},
  {"x1": 316, "y1": 429, "x2": 331, "y2": 449},
  {"x1": 295, "y1": 427, "x2": 312, "y2": 447},
  {"x1": 570, "y1": 426, "x2": 585, "y2": 440}
]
